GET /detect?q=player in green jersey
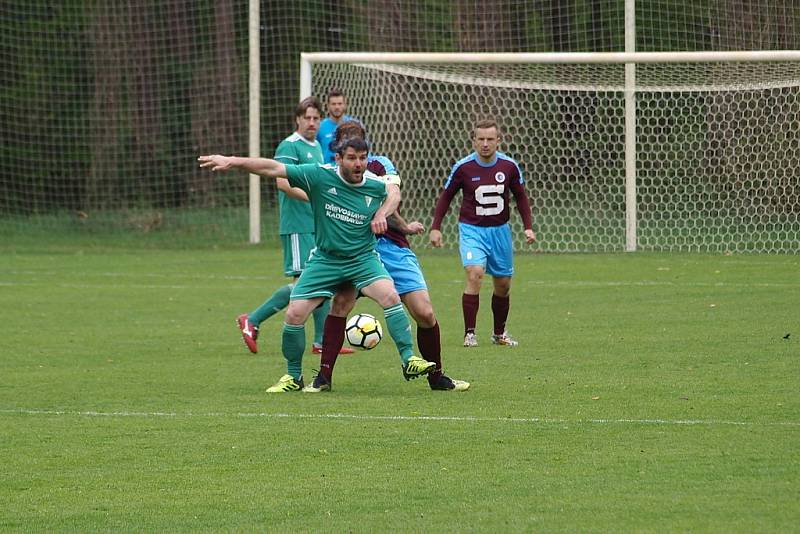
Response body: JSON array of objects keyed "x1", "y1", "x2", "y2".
[
  {"x1": 305, "y1": 120, "x2": 470, "y2": 393},
  {"x1": 199, "y1": 137, "x2": 436, "y2": 392},
  {"x1": 234, "y1": 97, "x2": 353, "y2": 357}
]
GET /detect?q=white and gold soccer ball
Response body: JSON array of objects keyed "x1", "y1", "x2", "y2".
[{"x1": 345, "y1": 313, "x2": 383, "y2": 350}]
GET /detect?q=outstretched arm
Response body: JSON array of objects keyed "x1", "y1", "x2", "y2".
[{"x1": 198, "y1": 155, "x2": 287, "y2": 179}]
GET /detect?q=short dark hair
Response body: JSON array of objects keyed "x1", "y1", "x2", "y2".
[
  {"x1": 330, "y1": 120, "x2": 366, "y2": 155},
  {"x1": 473, "y1": 118, "x2": 500, "y2": 135},
  {"x1": 334, "y1": 120, "x2": 366, "y2": 143},
  {"x1": 336, "y1": 136, "x2": 369, "y2": 156},
  {"x1": 295, "y1": 96, "x2": 322, "y2": 118},
  {"x1": 327, "y1": 88, "x2": 345, "y2": 100}
]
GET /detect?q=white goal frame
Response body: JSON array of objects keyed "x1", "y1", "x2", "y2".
[{"x1": 295, "y1": 50, "x2": 800, "y2": 252}]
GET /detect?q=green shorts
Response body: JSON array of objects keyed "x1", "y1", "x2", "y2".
[
  {"x1": 290, "y1": 249, "x2": 392, "y2": 300},
  {"x1": 281, "y1": 233, "x2": 315, "y2": 277}
]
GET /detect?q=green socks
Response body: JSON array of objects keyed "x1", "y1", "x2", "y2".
[
  {"x1": 251, "y1": 285, "x2": 329, "y2": 349},
  {"x1": 250, "y1": 283, "x2": 293, "y2": 325},
  {"x1": 281, "y1": 323, "x2": 305, "y2": 380},
  {"x1": 282, "y1": 302, "x2": 412, "y2": 378},
  {"x1": 383, "y1": 303, "x2": 414, "y2": 364}
]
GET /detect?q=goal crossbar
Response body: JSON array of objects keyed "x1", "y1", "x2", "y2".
[{"x1": 302, "y1": 51, "x2": 800, "y2": 66}]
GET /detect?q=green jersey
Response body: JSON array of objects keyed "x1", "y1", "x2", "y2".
[
  {"x1": 285, "y1": 164, "x2": 388, "y2": 258},
  {"x1": 274, "y1": 132, "x2": 323, "y2": 235}
]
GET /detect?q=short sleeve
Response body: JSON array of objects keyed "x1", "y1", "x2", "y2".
[{"x1": 274, "y1": 141, "x2": 298, "y2": 165}]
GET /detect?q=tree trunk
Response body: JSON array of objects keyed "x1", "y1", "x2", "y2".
[
  {"x1": 358, "y1": 0, "x2": 421, "y2": 51},
  {"x1": 190, "y1": 0, "x2": 244, "y2": 207},
  {"x1": 128, "y1": 1, "x2": 164, "y2": 208},
  {"x1": 546, "y1": 0, "x2": 573, "y2": 52},
  {"x1": 88, "y1": 3, "x2": 123, "y2": 210},
  {"x1": 455, "y1": 0, "x2": 527, "y2": 52}
]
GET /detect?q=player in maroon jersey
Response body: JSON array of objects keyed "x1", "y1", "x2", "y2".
[{"x1": 429, "y1": 119, "x2": 535, "y2": 347}]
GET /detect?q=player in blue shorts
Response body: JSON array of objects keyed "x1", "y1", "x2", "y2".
[
  {"x1": 429, "y1": 119, "x2": 536, "y2": 348},
  {"x1": 304, "y1": 121, "x2": 470, "y2": 393}
]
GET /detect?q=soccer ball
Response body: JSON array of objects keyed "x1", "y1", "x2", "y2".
[{"x1": 345, "y1": 313, "x2": 383, "y2": 350}]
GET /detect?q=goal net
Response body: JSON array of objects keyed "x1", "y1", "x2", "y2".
[
  {"x1": 0, "y1": 1, "x2": 253, "y2": 245},
  {"x1": 1, "y1": 0, "x2": 797, "y2": 251},
  {"x1": 307, "y1": 54, "x2": 800, "y2": 253}
]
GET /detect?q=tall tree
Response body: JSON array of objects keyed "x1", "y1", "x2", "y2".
[
  {"x1": 88, "y1": 3, "x2": 124, "y2": 210},
  {"x1": 358, "y1": 0, "x2": 422, "y2": 51},
  {"x1": 190, "y1": 0, "x2": 245, "y2": 207},
  {"x1": 711, "y1": 0, "x2": 799, "y2": 50},
  {"x1": 455, "y1": 0, "x2": 528, "y2": 52},
  {"x1": 164, "y1": 0, "x2": 196, "y2": 208},
  {"x1": 128, "y1": 1, "x2": 165, "y2": 208},
  {"x1": 545, "y1": 0, "x2": 574, "y2": 52}
]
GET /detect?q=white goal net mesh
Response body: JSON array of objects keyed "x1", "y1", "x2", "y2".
[{"x1": 310, "y1": 60, "x2": 800, "y2": 253}]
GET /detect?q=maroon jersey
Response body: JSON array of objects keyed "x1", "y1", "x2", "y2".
[
  {"x1": 368, "y1": 155, "x2": 410, "y2": 249},
  {"x1": 431, "y1": 152, "x2": 532, "y2": 230}
]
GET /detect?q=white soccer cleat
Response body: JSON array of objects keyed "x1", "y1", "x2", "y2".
[
  {"x1": 463, "y1": 332, "x2": 478, "y2": 347},
  {"x1": 491, "y1": 332, "x2": 518, "y2": 347}
]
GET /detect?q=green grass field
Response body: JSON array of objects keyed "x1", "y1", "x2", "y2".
[{"x1": 1, "y1": 240, "x2": 798, "y2": 532}]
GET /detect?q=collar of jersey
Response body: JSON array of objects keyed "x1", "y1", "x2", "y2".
[
  {"x1": 289, "y1": 132, "x2": 319, "y2": 147},
  {"x1": 336, "y1": 166, "x2": 365, "y2": 187},
  {"x1": 471, "y1": 152, "x2": 498, "y2": 167}
]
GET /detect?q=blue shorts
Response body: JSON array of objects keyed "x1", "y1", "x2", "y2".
[
  {"x1": 376, "y1": 237, "x2": 428, "y2": 295},
  {"x1": 458, "y1": 222, "x2": 514, "y2": 277}
]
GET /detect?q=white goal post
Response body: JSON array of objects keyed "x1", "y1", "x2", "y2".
[{"x1": 294, "y1": 51, "x2": 800, "y2": 254}]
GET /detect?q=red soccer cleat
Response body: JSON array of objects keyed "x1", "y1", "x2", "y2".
[{"x1": 236, "y1": 313, "x2": 258, "y2": 353}]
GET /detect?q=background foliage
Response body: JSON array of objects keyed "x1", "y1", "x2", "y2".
[{"x1": 0, "y1": 1, "x2": 798, "y2": 249}]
